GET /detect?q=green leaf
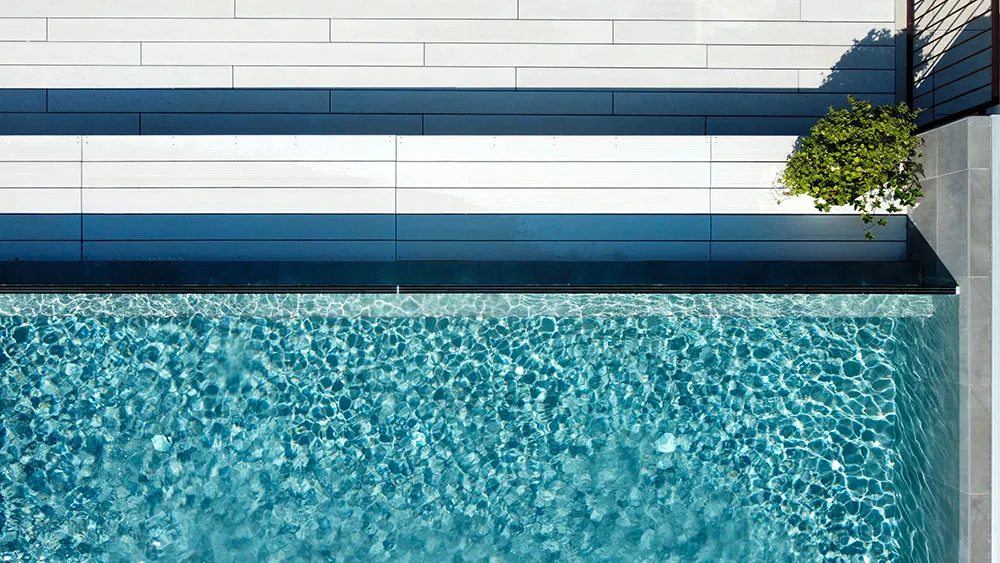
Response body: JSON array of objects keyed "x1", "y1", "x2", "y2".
[{"x1": 778, "y1": 97, "x2": 921, "y2": 240}]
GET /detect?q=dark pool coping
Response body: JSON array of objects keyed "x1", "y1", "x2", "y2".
[{"x1": 0, "y1": 260, "x2": 957, "y2": 294}]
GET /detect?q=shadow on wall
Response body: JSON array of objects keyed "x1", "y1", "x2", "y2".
[{"x1": 0, "y1": 28, "x2": 901, "y2": 136}]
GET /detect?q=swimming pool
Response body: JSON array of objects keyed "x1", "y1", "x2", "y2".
[{"x1": 0, "y1": 293, "x2": 959, "y2": 562}]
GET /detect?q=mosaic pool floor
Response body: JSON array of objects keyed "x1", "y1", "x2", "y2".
[{"x1": 0, "y1": 294, "x2": 957, "y2": 562}]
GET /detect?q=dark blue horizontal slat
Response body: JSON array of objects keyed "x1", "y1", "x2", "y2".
[
  {"x1": 48, "y1": 89, "x2": 332, "y2": 114},
  {"x1": 0, "y1": 214, "x2": 80, "y2": 241},
  {"x1": 83, "y1": 214, "x2": 395, "y2": 241},
  {"x1": 0, "y1": 90, "x2": 47, "y2": 113},
  {"x1": 331, "y1": 89, "x2": 612, "y2": 115},
  {"x1": 0, "y1": 242, "x2": 79, "y2": 261},
  {"x1": 706, "y1": 117, "x2": 818, "y2": 135},
  {"x1": 0, "y1": 113, "x2": 139, "y2": 134},
  {"x1": 83, "y1": 241, "x2": 395, "y2": 262},
  {"x1": 397, "y1": 241, "x2": 710, "y2": 261},
  {"x1": 140, "y1": 114, "x2": 423, "y2": 135},
  {"x1": 423, "y1": 115, "x2": 706, "y2": 135},
  {"x1": 397, "y1": 214, "x2": 710, "y2": 241},
  {"x1": 712, "y1": 242, "x2": 906, "y2": 261},
  {"x1": 712, "y1": 215, "x2": 907, "y2": 242},
  {"x1": 615, "y1": 92, "x2": 895, "y2": 116}
]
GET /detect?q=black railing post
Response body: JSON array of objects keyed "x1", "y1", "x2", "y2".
[
  {"x1": 993, "y1": 0, "x2": 1000, "y2": 105},
  {"x1": 907, "y1": 0, "x2": 915, "y2": 108}
]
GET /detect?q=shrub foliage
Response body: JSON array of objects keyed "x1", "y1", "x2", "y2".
[{"x1": 779, "y1": 96, "x2": 922, "y2": 239}]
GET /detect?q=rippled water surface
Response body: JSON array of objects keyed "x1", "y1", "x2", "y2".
[{"x1": 0, "y1": 294, "x2": 958, "y2": 562}]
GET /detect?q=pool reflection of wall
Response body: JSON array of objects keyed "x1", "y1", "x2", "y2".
[{"x1": 892, "y1": 294, "x2": 961, "y2": 563}]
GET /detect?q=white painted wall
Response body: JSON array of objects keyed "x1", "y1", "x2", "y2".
[
  {"x1": 0, "y1": 135, "x2": 906, "y2": 261},
  {"x1": 7, "y1": 3, "x2": 893, "y2": 90}
]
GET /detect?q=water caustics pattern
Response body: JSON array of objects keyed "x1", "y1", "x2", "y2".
[{"x1": 0, "y1": 294, "x2": 958, "y2": 562}]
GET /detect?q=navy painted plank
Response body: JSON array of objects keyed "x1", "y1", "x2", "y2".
[
  {"x1": 0, "y1": 113, "x2": 139, "y2": 135},
  {"x1": 84, "y1": 214, "x2": 395, "y2": 241},
  {"x1": 331, "y1": 89, "x2": 612, "y2": 115},
  {"x1": 0, "y1": 241, "x2": 79, "y2": 261},
  {"x1": 0, "y1": 214, "x2": 80, "y2": 241},
  {"x1": 48, "y1": 89, "x2": 332, "y2": 114},
  {"x1": 0, "y1": 90, "x2": 46, "y2": 113},
  {"x1": 615, "y1": 92, "x2": 894, "y2": 116},
  {"x1": 712, "y1": 214, "x2": 907, "y2": 242},
  {"x1": 423, "y1": 114, "x2": 706, "y2": 135},
  {"x1": 140, "y1": 113, "x2": 423, "y2": 135},
  {"x1": 84, "y1": 241, "x2": 396, "y2": 261},
  {"x1": 712, "y1": 241, "x2": 906, "y2": 261},
  {"x1": 397, "y1": 214, "x2": 710, "y2": 241},
  {"x1": 397, "y1": 241, "x2": 710, "y2": 261}
]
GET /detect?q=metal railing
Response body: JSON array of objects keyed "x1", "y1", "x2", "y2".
[{"x1": 909, "y1": 0, "x2": 1000, "y2": 128}]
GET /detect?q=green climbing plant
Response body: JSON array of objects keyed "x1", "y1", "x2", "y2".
[{"x1": 779, "y1": 96, "x2": 923, "y2": 239}]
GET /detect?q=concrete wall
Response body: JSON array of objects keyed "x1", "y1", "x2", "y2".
[
  {"x1": 0, "y1": 0, "x2": 895, "y2": 135},
  {"x1": 909, "y1": 115, "x2": 993, "y2": 563},
  {"x1": 0, "y1": 134, "x2": 906, "y2": 261}
]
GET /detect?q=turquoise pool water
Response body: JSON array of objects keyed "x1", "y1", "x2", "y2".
[{"x1": 0, "y1": 294, "x2": 958, "y2": 562}]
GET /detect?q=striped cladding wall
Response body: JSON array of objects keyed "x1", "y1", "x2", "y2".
[
  {"x1": 0, "y1": 135, "x2": 906, "y2": 262},
  {"x1": 0, "y1": 0, "x2": 898, "y2": 135}
]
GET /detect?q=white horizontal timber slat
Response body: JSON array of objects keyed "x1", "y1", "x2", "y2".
[
  {"x1": 83, "y1": 162, "x2": 396, "y2": 188},
  {"x1": 0, "y1": 162, "x2": 79, "y2": 188},
  {"x1": 83, "y1": 188, "x2": 395, "y2": 214},
  {"x1": 0, "y1": 189, "x2": 81, "y2": 213},
  {"x1": 0, "y1": 0, "x2": 235, "y2": 17},
  {"x1": 234, "y1": 66, "x2": 515, "y2": 88},
  {"x1": 711, "y1": 189, "x2": 904, "y2": 215},
  {"x1": 236, "y1": 0, "x2": 517, "y2": 19},
  {"x1": 711, "y1": 163, "x2": 785, "y2": 188},
  {"x1": 0, "y1": 18, "x2": 48, "y2": 41},
  {"x1": 518, "y1": 0, "x2": 800, "y2": 20},
  {"x1": 515, "y1": 68, "x2": 798, "y2": 89},
  {"x1": 0, "y1": 137, "x2": 82, "y2": 162},
  {"x1": 708, "y1": 46, "x2": 894, "y2": 70},
  {"x1": 142, "y1": 43, "x2": 424, "y2": 67},
  {"x1": 396, "y1": 136, "x2": 711, "y2": 162},
  {"x1": 613, "y1": 21, "x2": 889, "y2": 46},
  {"x1": 0, "y1": 66, "x2": 232, "y2": 88},
  {"x1": 329, "y1": 19, "x2": 612, "y2": 44},
  {"x1": 396, "y1": 162, "x2": 709, "y2": 188},
  {"x1": 0, "y1": 43, "x2": 139, "y2": 65},
  {"x1": 798, "y1": 69, "x2": 896, "y2": 92},
  {"x1": 711, "y1": 137, "x2": 797, "y2": 162},
  {"x1": 424, "y1": 44, "x2": 708, "y2": 68},
  {"x1": 84, "y1": 136, "x2": 396, "y2": 162},
  {"x1": 800, "y1": 0, "x2": 896, "y2": 22},
  {"x1": 48, "y1": 18, "x2": 331, "y2": 42},
  {"x1": 396, "y1": 188, "x2": 710, "y2": 214}
]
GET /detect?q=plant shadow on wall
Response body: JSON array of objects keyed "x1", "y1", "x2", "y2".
[{"x1": 0, "y1": 28, "x2": 902, "y2": 136}]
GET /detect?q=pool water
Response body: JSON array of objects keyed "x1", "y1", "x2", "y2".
[{"x1": 0, "y1": 294, "x2": 958, "y2": 562}]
